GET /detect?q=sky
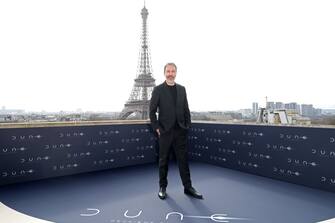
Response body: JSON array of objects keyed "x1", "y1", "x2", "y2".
[{"x1": 0, "y1": 0, "x2": 334, "y2": 112}]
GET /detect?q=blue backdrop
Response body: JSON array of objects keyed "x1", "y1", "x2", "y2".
[{"x1": 1, "y1": 122, "x2": 334, "y2": 192}]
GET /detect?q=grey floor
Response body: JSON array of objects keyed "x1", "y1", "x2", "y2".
[{"x1": 1, "y1": 162, "x2": 335, "y2": 223}]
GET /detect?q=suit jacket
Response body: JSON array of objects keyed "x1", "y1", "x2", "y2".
[{"x1": 149, "y1": 81, "x2": 191, "y2": 134}]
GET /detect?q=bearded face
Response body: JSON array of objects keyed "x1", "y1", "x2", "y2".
[{"x1": 164, "y1": 65, "x2": 176, "y2": 85}]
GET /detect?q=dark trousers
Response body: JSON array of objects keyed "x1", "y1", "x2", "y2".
[{"x1": 158, "y1": 125, "x2": 192, "y2": 188}]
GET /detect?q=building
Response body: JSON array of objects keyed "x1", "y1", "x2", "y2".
[
  {"x1": 275, "y1": 102, "x2": 284, "y2": 109},
  {"x1": 285, "y1": 102, "x2": 300, "y2": 114},
  {"x1": 300, "y1": 104, "x2": 322, "y2": 117},
  {"x1": 238, "y1": 109, "x2": 253, "y2": 118},
  {"x1": 301, "y1": 104, "x2": 315, "y2": 117},
  {"x1": 266, "y1": 101, "x2": 275, "y2": 110},
  {"x1": 252, "y1": 102, "x2": 258, "y2": 115}
]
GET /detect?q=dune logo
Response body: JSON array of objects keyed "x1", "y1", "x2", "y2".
[
  {"x1": 238, "y1": 160, "x2": 258, "y2": 168},
  {"x1": 232, "y1": 140, "x2": 253, "y2": 147},
  {"x1": 214, "y1": 129, "x2": 231, "y2": 134},
  {"x1": 279, "y1": 134, "x2": 307, "y2": 141},
  {"x1": 44, "y1": 144, "x2": 71, "y2": 150},
  {"x1": 20, "y1": 156, "x2": 49, "y2": 163},
  {"x1": 210, "y1": 156, "x2": 227, "y2": 162},
  {"x1": 266, "y1": 144, "x2": 292, "y2": 151},
  {"x1": 11, "y1": 135, "x2": 42, "y2": 141},
  {"x1": 87, "y1": 140, "x2": 109, "y2": 146},
  {"x1": 218, "y1": 148, "x2": 236, "y2": 155},
  {"x1": 273, "y1": 167, "x2": 300, "y2": 176},
  {"x1": 195, "y1": 144, "x2": 209, "y2": 150},
  {"x1": 188, "y1": 152, "x2": 202, "y2": 157},
  {"x1": 287, "y1": 158, "x2": 317, "y2": 167},
  {"x1": 93, "y1": 159, "x2": 114, "y2": 165},
  {"x1": 206, "y1": 137, "x2": 223, "y2": 143},
  {"x1": 80, "y1": 208, "x2": 251, "y2": 222},
  {"x1": 131, "y1": 128, "x2": 149, "y2": 133},
  {"x1": 191, "y1": 128, "x2": 205, "y2": 132},
  {"x1": 59, "y1": 132, "x2": 84, "y2": 138},
  {"x1": 67, "y1": 152, "x2": 91, "y2": 158},
  {"x1": 1, "y1": 147, "x2": 26, "y2": 154},
  {"x1": 2, "y1": 169, "x2": 34, "y2": 177},
  {"x1": 321, "y1": 177, "x2": 335, "y2": 185},
  {"x1": 105, "y1": 148, "x2": 125, "y2": 153},
  {"x1": 99, "y1": 130, "x2": 120, "y2": 136},
  {"x1": 136, "y1": 145, "x2": 153, "y2": 151},
  {"x1": 248, "y1": 152, "x2": 271, "y2": 160},
  {"x1": 121, "y1": 138, "x2": 140, "y2": 143},
  {"x1": 242, "y1": 131, "x2": 263, "y2": 137},
  {"x1": 52, "y1": 163, "x2": 78, "y2": 171},
  {"x1": 188, "y1": 135, "x2": 198, "y2": 140},
  {"x1": 311, "y1": 149, "x2": 335, "y2": 158},
  {"x1": 126, "y1": 155, "x2": 145, "y2": 161}
]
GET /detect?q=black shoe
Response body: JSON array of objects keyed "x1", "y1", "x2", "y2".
[
  {"x1": 184, "y1": 187, "x2": 203, "y2": 199},
  {"x1": 158, "y1": 187, "x2": 167, "y2": 200}
]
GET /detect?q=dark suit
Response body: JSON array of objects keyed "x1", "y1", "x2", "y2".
[{"x1": 150, "y1": 81, "x2": 192, "y2": 188}]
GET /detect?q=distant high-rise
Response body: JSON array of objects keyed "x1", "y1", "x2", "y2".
[
  {"x1": 285, "y1": 102, "x2": 300, "y2": 114},
  {"x1": 266, "y1": 101, "x2": 275, "y2": 110},
  {"x1": 119, "y1": 4, "x2": 156, "y2": 120},
  {"x1": 314, "y1": 108, "x2": 322, "y2": 116},
  {"x1": 301, "y1": 104, "x2": 315, "y2": 117},
  {"x1": 252, "y1": 102, "x2": 258, "y2": 115},
  {"x1": 275, "y1": 102, "x2": 284, "y2": 110}
]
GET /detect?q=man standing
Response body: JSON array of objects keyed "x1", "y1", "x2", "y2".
[{"x1": 149, "y1": 63, "x2": 203, "y2": 200}]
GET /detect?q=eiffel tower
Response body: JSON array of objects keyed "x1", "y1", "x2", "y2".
[{"x1": 119, "y1": 5, "x2": 156, "y2": 120}]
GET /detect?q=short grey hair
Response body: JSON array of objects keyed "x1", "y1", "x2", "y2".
[{"x1": 164, "y1": 62, "x2": 177, "y2": 73}]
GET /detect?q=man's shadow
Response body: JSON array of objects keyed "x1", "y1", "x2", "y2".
[{"x1": 164, "y1": 192, "x2": 213, "y2": 222}]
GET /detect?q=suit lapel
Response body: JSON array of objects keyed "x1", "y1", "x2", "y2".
[{"x1": 176, "y1": 83, "x2": 180, "y2": 107}]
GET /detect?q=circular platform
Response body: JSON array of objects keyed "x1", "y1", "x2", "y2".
[{"x1": 1, "y1": 162, "x2": 335, "y2": 223}]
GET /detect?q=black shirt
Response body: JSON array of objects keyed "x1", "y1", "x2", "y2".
[
  {"x1": 167, "y1": 84, "x2": 177, "y2": 106},
  {"x1": 167, "y1": 84, "x2": 179, "y2": 128}
]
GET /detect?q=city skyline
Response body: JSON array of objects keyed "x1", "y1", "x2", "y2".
[
  {"x1": 1, "y1": 99, "x2": 332, "y2": 114},
  {"x1": 1, "y1": 0, "x2": 335, "y2": 112}
]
